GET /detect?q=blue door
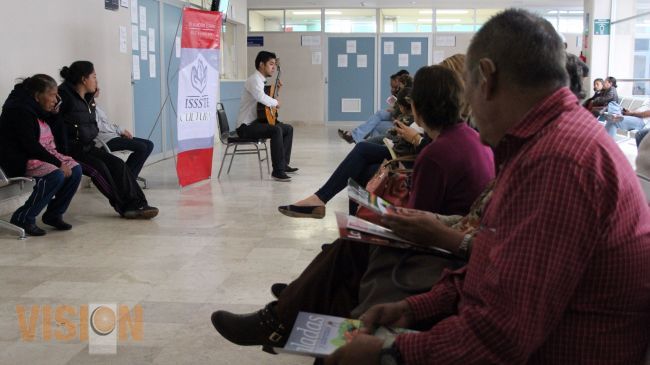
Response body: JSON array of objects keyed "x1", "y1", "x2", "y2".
[
  {"x1": 379, "y1": 37, "x2": 429, "y2": 106},
  {"x1": 132, "y1": 0, "x2": 162, "y2": 155},
  {"x1": 162, "y1": 2, "x2": 183, "y2": 156},
  {"x1": 327, "y1": 37, "x2": 375, "y2": 122}
]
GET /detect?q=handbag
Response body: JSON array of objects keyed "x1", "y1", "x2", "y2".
[{"x1": 356, "y1": 156, "x2": 414, "y2": 225}]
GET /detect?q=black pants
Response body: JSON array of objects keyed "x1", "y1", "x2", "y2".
[
  {"x1": 275, "y1": 239, "x2": 369, "y2": 328},
  {"x1": 236, "y1": 120, "x2": 293, "y2": 173},
  {"x1": 106, "y1": 137, "x2": 154, "y2": 178},
  {"x1": 73, "y1": 145, "x2": 148, "y2": 214}
]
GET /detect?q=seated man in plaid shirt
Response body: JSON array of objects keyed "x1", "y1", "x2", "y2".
[{"x1": 325, "y1": 9, "x2": 650, "y2": 365}]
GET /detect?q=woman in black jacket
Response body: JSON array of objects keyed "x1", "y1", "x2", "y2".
[
  {"x1": 0, "y1": 74, "x2": 82, "y2": 236},
  {"x1": 57, "y1": 61, "x2": 158, "y2": 219}
]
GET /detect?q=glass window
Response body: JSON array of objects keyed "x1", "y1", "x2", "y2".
[
  {"x1": 285, "y1": 9, "x2": 322, "y2": 32},
  {"x1": 475, "y1": 9, "x2": 501, "y2": 30},
  {"x1": 324, "y1": 9, "x2": 376, "y2": 33},
  {"x1": 436, "y1": 9, "x2": 475, "y2": 32},
  {"x1": 380, "y1": 9, "x2": 432, "y2": 33},
  {"x1": 609, "y1": 0, "x2": 650, "y2": 96},
  {"x1": 248, "y1": 10, "x2": 284, "y2": 32},
  {"x1": 558, "y1": 11, "x2": 584, "y2": 33}
]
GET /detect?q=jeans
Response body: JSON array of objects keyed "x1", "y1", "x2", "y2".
[
  {"x1": 315, "y1": 142, "x2": 390, "y2": 205},
  {"x1": 11, "y1": 165, "x2": 82, "y2": 225},
  {"x1": 237, "y1": 120, "x2": 293, "y2": 173},
  {"x1": 604, "y1": 116, "x2": 646, "y2": 138},
  {"x1": 106, "y1": 137, "x2": 154, "y2": 178},
  {"x1": 351, "y1": 110, "x2": 393, "y2": 143},
  {"x1": 636, "y1": 128, "x2": 650, "y2": 147}
]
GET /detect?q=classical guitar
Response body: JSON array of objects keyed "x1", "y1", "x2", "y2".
[{"x1": 256, "y1": 60, "x2": 281, "y2": 126}]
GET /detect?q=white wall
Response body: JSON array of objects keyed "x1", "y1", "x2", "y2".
[
  {"x1": 247, "y1": 33, "x2": 325, "y2": 124},
  {"x1": 0, "y1": 0, "x2": 133, "y2": 131}
]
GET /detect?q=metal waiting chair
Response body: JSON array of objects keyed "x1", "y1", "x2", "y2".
[
  {"x1": 216, "y1": 102, "x2": 270, "y2": 180},
  {"x1": 0, "y1": 166, "x2": 33, "y2": 239}
]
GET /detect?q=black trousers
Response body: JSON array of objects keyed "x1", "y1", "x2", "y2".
[
  {"x1": 106, "y1": 137, "x2": 154, "y2": 178},
  {"x1": 236, "y1": 120, "x2": 293, "y2": 173},
  {"x1": 275, "y1": 239, "x2": 369, "y2": 328},
  {"x1": 72, "y1": 145, "x2": 147, "y2": 214}
]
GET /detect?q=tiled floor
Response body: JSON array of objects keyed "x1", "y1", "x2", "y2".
[{"x1": 0, "y1": 124, "x2": 640, "y2": 364}]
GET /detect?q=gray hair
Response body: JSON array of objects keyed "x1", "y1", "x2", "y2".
[{"x1": 467, "y1": 9, "x2": 568, "y2": 90}]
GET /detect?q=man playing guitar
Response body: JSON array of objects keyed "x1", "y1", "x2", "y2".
[{"x1": 236, "y1": 51, "x2": 296, "y2": 182}]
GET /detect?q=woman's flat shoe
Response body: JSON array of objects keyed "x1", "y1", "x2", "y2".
[{"x1": 277, "y1": 205, "x2": 325, "y2": 219}]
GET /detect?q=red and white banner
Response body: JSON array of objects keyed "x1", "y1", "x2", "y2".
[{"x1": 176, "y1": 8, "x2": 222, "y2": 187}]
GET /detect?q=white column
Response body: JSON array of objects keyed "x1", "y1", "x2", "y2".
[{"x1": 584, "y1": 0, "x2": 612, "y2": 87}]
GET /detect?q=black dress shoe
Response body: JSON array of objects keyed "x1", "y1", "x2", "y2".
[
  {"x1": 338, "y1": 129, "x2": 355, "y2": 144},
  {"x1": 278, "y1": 205, "x2": 325, "y2": 219},
  {"x1": 271, "y1": 171, "x2": 292, "y2": 182},
  {"x1": 20, "y1": 223, "x2": 46, "y2": 236},
  {"x1": 270, "y1": 283, "x2": 288, "y2": 299},
  {"x1": 285, "y1": 166, "x2": 299, "y2": 173},
  {"x1": 123, "y1": 205, "x2": 159, "y2": 219},
  {"x1": 211, "y1": 302, "x2": 287, "y2": 353},
  {"x1": 42, "y1": 215, "x2": 72, "y2": 230}
]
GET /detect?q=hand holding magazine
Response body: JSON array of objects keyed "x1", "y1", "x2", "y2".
[{"x1": 276, "y1": 312, "x2": 415, "y2": 358}]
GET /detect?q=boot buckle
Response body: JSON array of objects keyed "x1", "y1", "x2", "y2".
[{"x1": 268, "y1": 331, "x2": 283, "y2": 343}]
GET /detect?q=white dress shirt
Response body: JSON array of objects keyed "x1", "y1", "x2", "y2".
[
  {"x1": 236, "y1": 70, "x2": 278, "y2": 127},
  {"x1": 95, "y1": 105, "x2": 124, "y2": 145}
]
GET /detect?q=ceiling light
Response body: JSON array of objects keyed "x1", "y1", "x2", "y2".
[{"x1": 437, "y1": 10, "x2": 469, "y2": 15}]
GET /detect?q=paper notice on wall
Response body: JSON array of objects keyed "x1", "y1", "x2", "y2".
[
  {"x1": 139, "y1": 6, "x2": 147, "y2": 31},
  {"x1": 346, "y1": 40, "x2": 356, "y2": 53},
  {"x1": 338, "y1": 54, "x2": 348, "y2": 68},
  {"x1": 120, "y1": 0, "x2": 128, "y2": 7},
  {"x1": 301, "y1": 35, "x2": 321, "y2": 47},
  {"x1": 130, "y1": 0, "x2": 138, "y2": 23},
  {"x1": 119, "y1": 26, "x2": 127, "y2": 53},
  {"x1": 149, "y1": 56, "x2": 156, "y2": 78},
  {"x1": 132, "y1": 55, "x2": 140, "y2": 80},
  {"x1": 131, "y1": 25, "x2": 139, "y2": 50},
  {"x1": 357, "y1": 54, "x2": 367, "y2": 68},
  {"x1": 312, "y1": 51, "x2": 322, "y2": 65},
  {"x1": 383, "y1": 41, "x2": 394, "y2": 55},
  {"x1": 148, "y1": 28, "x2": 155, "y2": 52},
  {"x1": 175, "y1": 36, "x2": 181, "y2": 58},
  {"x1": 433, "y1": 50, "x2": 445, "y2": 64},
  {"x1": 398, "y1": 53, "x2": 408, "y2": 67},
  {"x1": 435, "y1": 35, "x2": 456, "y2": 47},
  {"x1": 411, "y1": 42, "x2": 421, "y2": 55},
  {"x1": 140, "y1": 35, "x2": 148, "y2": 60}
]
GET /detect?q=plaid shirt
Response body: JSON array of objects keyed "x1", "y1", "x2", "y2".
[{"x1": 394, "y1": 88, "x2": 650, "y2": 364}]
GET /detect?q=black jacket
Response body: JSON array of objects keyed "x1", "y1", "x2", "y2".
[
  {"x1": 592, "y1": 86, "x2": 619, "y2": 107},
  {"x1": 0, "y1": 84, "x2": 64, "y2": 178},
  {"x1": 57, "y1": 81, "x2": 99, "y2": 153}
]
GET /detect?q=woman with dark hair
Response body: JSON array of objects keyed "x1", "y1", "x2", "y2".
[
  {"x1": 0, "y1": 74, "x2": 82, "y2": 236},
  {"x1": 211, "y1": 65, "x2": 495, "y2": 353},
  {"x1": 57, "y1": 61, "x2": 157, "y2": 219},
  {"x1": 588, "y1": 76, "x2": 619, "y2": 116}
]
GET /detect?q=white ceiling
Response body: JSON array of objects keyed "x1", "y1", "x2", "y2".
[{"x1": 247, "y1": 0, "x2": 583, "y2": 9}]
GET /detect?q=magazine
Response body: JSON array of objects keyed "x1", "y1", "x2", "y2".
[
  {"x1": 277, "y1": 312, "x2": 414, "y2": 358},
  {"x1": 347, "y1": 178, "x2": 396, "y2": 216},
  {"x1": 335, "y1": 212, "x2": 454, "y2": 256}
]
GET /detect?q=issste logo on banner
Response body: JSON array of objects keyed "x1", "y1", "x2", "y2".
[{"x1": 181, "y1": 55, "x2": 211, "y2": 122}]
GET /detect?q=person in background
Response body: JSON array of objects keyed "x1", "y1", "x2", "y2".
[
  {"x1": 588, "y1": 76, "x2": 619, "y2": 116},
  {"x1": 0, "y1": 74, "x2": 82, "y2": 236},
  {"x1": 94, "y1": 88, "x2": 154, "y2": 178},
  {"x1": 58, "y1": 61, "x2": 158, "y2": 219},
  {"x1": 236, "y1": 50, "x2": 295, "y2": 182},
  {"x1": 338, "y1": 70, "x2": 410, "y2": 144},
  {"x1": 603, "y1": 98, "x2": 650, "y2": 144},
  {"x1": 583, "y1": 78, "x2": 604, "y2": 108}
]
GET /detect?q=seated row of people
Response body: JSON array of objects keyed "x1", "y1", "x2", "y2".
[
  {"x1": 0, "y1": 61, "x2": 157, "y2": 236},
  {"x1": 211, "y1": 9, "x2": 650, "y2": 364}
]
